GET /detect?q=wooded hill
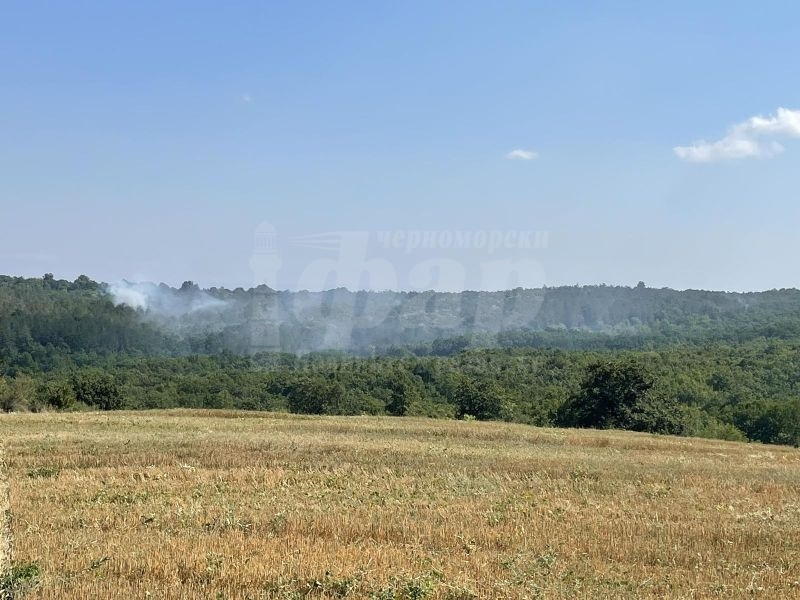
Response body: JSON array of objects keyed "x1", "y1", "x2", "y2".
[
  {"x1": 1, "y1": 274, "x2": 799, "y2": 446},
  {"x1": 3, "y1": 274, "x2": 800, "y2": 364}
]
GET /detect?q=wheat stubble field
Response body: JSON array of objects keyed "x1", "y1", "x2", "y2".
[{"x1": 1, "y1": 410, "x2": 799, "y2": 599}]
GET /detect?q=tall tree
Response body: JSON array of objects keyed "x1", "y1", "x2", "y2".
[{"x1": 556, "y1": 359, "x2": 687, "y2": 435}]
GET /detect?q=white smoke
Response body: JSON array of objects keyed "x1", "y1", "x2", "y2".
[
  {"x1": 106, "y1": 280, "x2": 228, "y2": 316},
  {"x1": 108, "y1": 282, "x2": 149, "y2": 310}
]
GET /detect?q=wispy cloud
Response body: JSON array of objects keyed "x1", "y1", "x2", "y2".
[
  {"x1": 506, "y1": 148, "x2": 539, "y2": 161},
  {"x1": 674, "y1": 107, "x2": 800, "y2": 162},
  {"x1": 241, "y1": 93, "x2": 254, "y2": 104}
]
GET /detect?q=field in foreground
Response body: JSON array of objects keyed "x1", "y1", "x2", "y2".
[{"x1": 1, "y1": 411, "x2": 799, "y2": 599}]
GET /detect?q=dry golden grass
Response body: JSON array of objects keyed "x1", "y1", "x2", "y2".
[{"x1": 1, "y1": 410, "x2": 799, "y2": 599}]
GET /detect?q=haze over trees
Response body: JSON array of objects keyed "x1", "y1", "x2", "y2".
[{"x1": 1, "y1": 273, "x2": 799, "y2": 445}]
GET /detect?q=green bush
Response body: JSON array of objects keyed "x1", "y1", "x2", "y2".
[
  {"x1": 36, "y1": 380, "x2": 76, "y2": 410},
  {"x1": 1, "y1": 563, "x2": 42, "y2": 598},
  {"x1": 0, "y1": 376, "x2": 36, "y2": 412}
]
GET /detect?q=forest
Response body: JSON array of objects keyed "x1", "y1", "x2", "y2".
[{"x1": 1, "y1": 274, "x2": 799, "y2": 446}]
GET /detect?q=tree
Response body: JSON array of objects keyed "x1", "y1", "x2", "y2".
[
  {"x1": 385, "y1": 370, "x2": 422, "y2": 416},
  {"x1": 556, "y1": 359, "x2": 687, "y2": 435},
  {"x1": 286, "y1": 376, "x2": 343, "y2": 415},
  {"x1": 733, "y1": 400, "x2": 800, "y2": 447},
  {"x1": 72, "y1": 370, "x2": 123, "y2": 411},
  {"x1": 455, "y1": 377, "x2": 512, "y2": 421},
  {"x1": 432, "y1": 336, "x2": 470, "y2": 357}
]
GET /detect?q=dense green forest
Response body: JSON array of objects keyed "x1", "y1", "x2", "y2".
[{"x1": 1, "y1": 274, "x2": 799, "y2": 446}]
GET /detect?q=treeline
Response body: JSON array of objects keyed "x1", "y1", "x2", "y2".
[
  {"x1": 1, "y1": 274, "x2": 800, "y2": 446},
  {"x1": 2, "y1": 341, "x2": 799, "y2": 446},
  {"x1": 0, "y1": 275, "x2": 179, "y2": 371},
  {"x1": 6, "y1": 275, "x2": 800, "y2": 362}
]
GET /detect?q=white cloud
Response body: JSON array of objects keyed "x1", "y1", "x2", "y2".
[
  {"x1": 241, "y1": 93, "x2": 254, "y2": 104},
  {"x1": 506, "y1": 148, "x2": 539, "y2": 161},
  {"x1": 675, "y1": 107, "x2": 800, "y2": 162}
]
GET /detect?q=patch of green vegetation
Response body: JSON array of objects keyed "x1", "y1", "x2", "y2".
[{"x1": 0, "y1": 563, "x2": 42, "y2": 598}]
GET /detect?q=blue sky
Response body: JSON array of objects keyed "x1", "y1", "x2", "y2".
[{"x1": 2, "y1": 1, "x2": 799, "y2": 291}]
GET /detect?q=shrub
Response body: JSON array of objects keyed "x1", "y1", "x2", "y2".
[
  {"x1": 0, "y1": 376, "x2": 36, "y2": 412},
  {"x1": 1, "y1": 563, "x2": 42, "y2": 598},
  {"x1": 36, "y1": 380, "x2": 76, "y2": 410}
]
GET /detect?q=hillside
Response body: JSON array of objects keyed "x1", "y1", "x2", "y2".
[
  {"x1": 2, "y1": 274, "x2": 800, "y2": 446},
  {"x1": 4, "y1": 274, "x2": 800, "y2": 363},
  {"x1": 1, "y1": 411, "x2": 798, "y2": 599}
]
